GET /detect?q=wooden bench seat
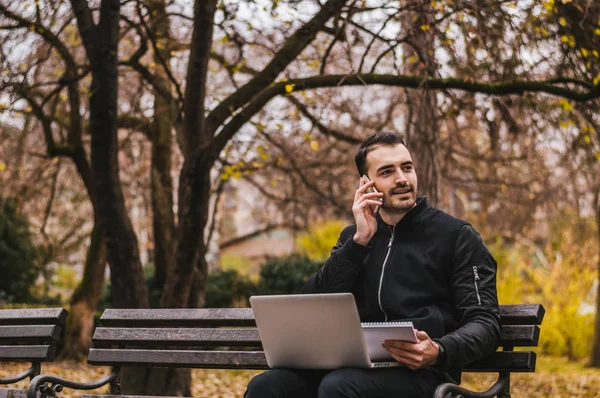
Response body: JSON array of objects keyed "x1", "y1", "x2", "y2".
[
  {"x1": 28, "y1": 304, "x2": 544, "y2": 398},
  {"x1": 0, "y1": 308, "x2": 68, "y2": 398}
]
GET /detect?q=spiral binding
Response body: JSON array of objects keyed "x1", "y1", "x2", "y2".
[{"x1": 361, "y1": 321, "x2": 413, "y2": 328}]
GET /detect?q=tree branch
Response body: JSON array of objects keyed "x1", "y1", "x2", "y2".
[
  {"x1": 205, "y1": 0, "x2": 349, "y2": 135},
  {"x1": 287, "y1": 95, "x2": 361, "y2": 144},
  {"x1": 207, "y1": 73, "x2": 599, "y2": 163},
  {"x1": 69, "y1": 0, "x2": 99, "y2": 63},
  {"x1": 219, "y1": 223, "x2": 285, "y2": 250}
]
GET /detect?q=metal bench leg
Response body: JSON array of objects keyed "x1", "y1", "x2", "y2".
[
  {"x1": 497, "y1": 372, "x2": 511, "y2": 398},
  {"x1": 434, "y1": 372, "x2": 510, "y2": 398}
]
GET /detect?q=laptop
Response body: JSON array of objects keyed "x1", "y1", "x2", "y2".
[{"x1": 249, "y1": 293, "x2": 402, "y2": 369}]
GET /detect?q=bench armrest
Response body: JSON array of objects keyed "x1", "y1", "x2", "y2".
[
  {"x1": 434, "y1": 372, "x2": 509, "y2": 398},
  {"x1": 27, "y1": 371, "x2": 119, "y2": 398}
]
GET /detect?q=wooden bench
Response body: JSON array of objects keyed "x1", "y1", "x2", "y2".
[
  {"x1": 28, "y1": 304, "x2": 544, "y2": 398},
  {"x1": 0, "y1": 308, "x2": 68, "y2": 398}
]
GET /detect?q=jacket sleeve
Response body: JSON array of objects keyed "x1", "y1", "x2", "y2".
[
  {"x1": 302, "y1": 225, "x2": 371, "y2": 293},
  {"x1": 435, "y1": 225, "x2": 501, "y2": 370}
]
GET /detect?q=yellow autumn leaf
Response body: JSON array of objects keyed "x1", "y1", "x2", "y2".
[
  {"x1": 593, "y1": 74, "x2": 600, "y2": 86},
  {"x1": 270, "y1": 179, "x2": 277, "y2": 186},
  {"x1": 559, "y1": 17, "x2": 567, "y2": 26},
  {"x1": 24, "y1": 106, "x2": 32, "y2": 113},
  {"x1": 560, "y1": 35, "x2": 569, "y2": 43},
  {"x1": 580, "y1": 48, "x2": 589, "y2": 58},
  {"x1": 595, "y1": 152, "x2": 600, "y2": 161},
  {"x1": 310, "y1": 140, "x2": 319, "y2": 151},
  {"x1": 420, "y1": 24, "x2": 430, "y2": 31},
  {"x1": 583, "y1": 135, "x2": 591, "y2": 144},
  {"x1": 595, "y1": 28, "x2": 600, "y2": 36},
  {"x1": 593, "y1": 50, "x2": 599, "y2": 58},
  {"x1": 0, "y1": 163, "x2": 6, "y2": 171},
  {"x1": 285, "y1": 84, "x2": 295, "y2": 93},
  {"x1": 0, "y1": 104, "x2": 7, "y2": 111},
  {"x1": 559, "y1": 99, "x2": 573, "y2": 111}
]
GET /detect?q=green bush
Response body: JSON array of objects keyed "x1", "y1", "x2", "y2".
[
  {"x1": 0, "y1": 196, "x2": 41, "y2": 304},
  {"x1": 205, "y1": 268, "x2": 258, "y2": 308},
  {"x1": 257, "y1": 255, "x2": 323, "y2": 295}
]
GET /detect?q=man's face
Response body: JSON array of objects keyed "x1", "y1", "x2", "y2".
[{"x1": 365, "y1": 144, "x2": 418, "y2": 213}]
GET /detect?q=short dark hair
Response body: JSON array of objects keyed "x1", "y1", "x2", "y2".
[{"x1": 354, "y1": 131, "x2": 407, "y2": 176}]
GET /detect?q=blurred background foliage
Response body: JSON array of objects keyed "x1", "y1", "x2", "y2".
[{"x1": 1, "y1": 0, "x2": 600, "y2": 370}]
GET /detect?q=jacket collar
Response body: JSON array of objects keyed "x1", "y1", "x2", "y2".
[{"x1": 376, "y1": 196, "x2": 429, "y2": 228}]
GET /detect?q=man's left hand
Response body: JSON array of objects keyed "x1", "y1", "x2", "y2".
[{"x1": 382, "y1": 330, "x2": 439, "y2": 370}]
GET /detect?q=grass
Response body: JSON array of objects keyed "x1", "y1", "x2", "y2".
[{"x1": 1, "y1": 355, "x2": 600, "y2": 397}]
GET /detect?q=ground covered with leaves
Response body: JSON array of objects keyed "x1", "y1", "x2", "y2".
[{"x1": 1, "y1": 356, "x2": 599, "y2": 397}]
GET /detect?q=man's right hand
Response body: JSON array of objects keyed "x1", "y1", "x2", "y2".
[{"x1": 352, "y1": 178, "x2": 383, "y2": 246}]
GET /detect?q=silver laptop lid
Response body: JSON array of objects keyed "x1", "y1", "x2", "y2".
[{"x1": 250, "y1": 293, "x2": 372, "y2": 369}]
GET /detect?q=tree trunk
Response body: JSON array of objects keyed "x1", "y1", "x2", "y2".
[
  {"x1": 161, "y1": 166, "x2": 212, "y2": 307},
  {"x1": 75, "y1": 0, "x2": 149, "y2": 309},
  {"x1": 401, "y1": 3, "x2": 440, "y2": 206},
  {"x1": 160, "y1": 0, "x2": 218, "y2": 308},
  {"x1": 590, "y1": 187, "x2": 600, "y2": 367},
  {"x1": 123, "y1": 2, "x2": 189, "y2": 394},
  {"x1": 62, "y1": 223, "x2": 107, "y2": 359},
  {"x1": 148, "y1": 0, "x2": 176, "y2": 294}
]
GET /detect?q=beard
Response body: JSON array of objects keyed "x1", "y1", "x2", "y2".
[{"x1": 383, "y1": 185, "x2": 417, "y2": 213}]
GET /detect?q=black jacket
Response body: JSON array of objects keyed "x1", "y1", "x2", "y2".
[{"x1": 303, "y1": 197, "x2": 500, "y2": 383}]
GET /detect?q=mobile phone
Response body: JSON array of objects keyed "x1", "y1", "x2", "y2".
[{"x1": 361, "y1": 175, "x2": 381, "y2": 214}]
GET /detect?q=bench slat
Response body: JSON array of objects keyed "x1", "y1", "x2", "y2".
[
  {"x1": 499, "y1": 305, "x2": 544, "y2": 325},
  {"x1": 88, "y1": 348, "x2": 267, "y2": 369},
  {"x1": 500, "y1": 325, "x2": 540, "y2": 346},
  {"x1": 0, "y1": 309, "x2": 68, "y2": 326},
  {"x1": 101, "y1": 305, "x2": 544, "y2": 328},
  {"x1": 464, "y1": 351, "x2": 536, "y2": 372},
  {"x1": 92, "y1": 325, "x2": 539, "y2": 348},
  {"x1": 100, "y1": 309, "x2": 256, "y2": 327},
  {"x1": 0, "y1": 326, "x2": 61, "y2": 343},
  {"x1": 0, "y1": 345, "x2": 57, "y2": 361},
  {"x1": 92, "y1": 327, "x2": 261, "y2": 347},
  {"x1": 88, "y1": 349, "x2": 535, "y2": 372},
  {"x1": 83, "y1": 396, "x2": 169, "y2": 398}
]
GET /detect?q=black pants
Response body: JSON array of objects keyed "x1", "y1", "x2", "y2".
[{"x1": 244, "y1": 367, "x2": 443, "y2": 398}]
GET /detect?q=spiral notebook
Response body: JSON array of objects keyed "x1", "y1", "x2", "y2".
[{"x1": 362, "y1": 321, "x2": 418, "y2": 361}]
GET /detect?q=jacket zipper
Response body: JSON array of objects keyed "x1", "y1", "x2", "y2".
[
  {"x1": 472, "y1": 266, "x2": 482, "y2": 306},
  {"x1": 377, "y1": 225, "x2": 395, "y2": 321}
]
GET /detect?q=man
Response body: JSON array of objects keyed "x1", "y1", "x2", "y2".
[{"x1": 245, "y1": 132, "x2": 500, "y2": 398}]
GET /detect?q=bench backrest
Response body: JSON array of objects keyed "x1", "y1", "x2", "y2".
[
  {"x1": 0, "y1": 308, "x2": 68, "y2": 363},
  {"x1": 90, "y1": 304, "x2": 544, "y2": 373}
]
